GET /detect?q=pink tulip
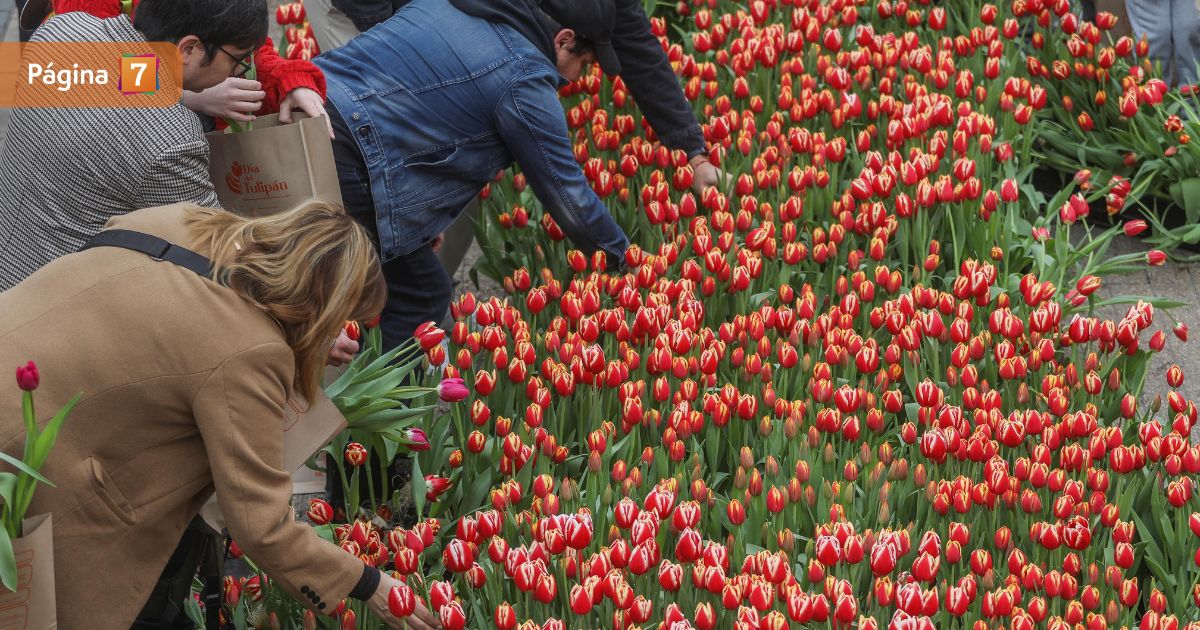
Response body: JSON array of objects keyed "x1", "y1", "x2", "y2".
[
  {"x1": 405, "y1": 428, "x2": 431, "y2": 451},
  {"x1": 438, "y1": 377, "x2": 469, "y2": 402}
]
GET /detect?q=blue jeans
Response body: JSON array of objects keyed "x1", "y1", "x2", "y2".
[
  {"x1": 330, "y1": 105, "x2": 451, "y2": 351},
  {"x1": 1126, "y1": 0, "x2": 1200, "y2": 87}
]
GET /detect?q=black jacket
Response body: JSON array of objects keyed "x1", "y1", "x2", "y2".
[
  {"x1": 330, "y1": 0, "x2": 406, "y2": 32},
  {"x1": 608, "y1": 0, "x2": 705, "y2": 156},
  {"x1": 339, "y1": 0, "x2": 706, "y2": 157}
]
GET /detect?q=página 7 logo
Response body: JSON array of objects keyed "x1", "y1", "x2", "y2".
[{"x1": 26, "y1": 62, "x2": 110, "y2": 92}]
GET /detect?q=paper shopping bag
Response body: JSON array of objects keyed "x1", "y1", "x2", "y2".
[
  {"x1": 0, "y1": 514, "x2": 56, "y2": 630},
  {"x1": 206, "y1": 112, "x2": 342, "y2": 216}
]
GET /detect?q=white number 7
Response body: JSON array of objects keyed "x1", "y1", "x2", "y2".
[{"x1": 131, "y1": 62, "x2": 148, "y2": 85}]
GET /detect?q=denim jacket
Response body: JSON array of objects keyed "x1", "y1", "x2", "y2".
[
  {"x1": 315, "y1": 0, "x2": 630, "y2": 265},
  {"x1": 390, "y1": 0, "x2": 706, "y2": 156}
]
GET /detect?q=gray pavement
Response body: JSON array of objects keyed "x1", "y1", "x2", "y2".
[
  {"x1": 0, "y1": 2, "x2": 12, "y2": 41},
  {"x1": 1097, "y1": 233, "x2": 1200, "y2": 421}
]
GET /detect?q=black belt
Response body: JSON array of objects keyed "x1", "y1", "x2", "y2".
[{"x1": 81, "y1": 229, "x2": 212, "y2": 278}]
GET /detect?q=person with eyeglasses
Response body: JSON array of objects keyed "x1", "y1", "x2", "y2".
[
  {"x1": 0, "y1": 0, "x2": 348, "y2": 313},
  {"x1": 20, "y1": 0, "x2": 333, "y2": 136}
]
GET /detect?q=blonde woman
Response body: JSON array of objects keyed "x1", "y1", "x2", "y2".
[{"x1": 0, "y1": 202, "x2": 437, "y2": 629}]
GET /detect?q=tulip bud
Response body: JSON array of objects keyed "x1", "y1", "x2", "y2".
[
  {"x1": 15, "y1": 361, "x2": 38, "y2": 391},
  {"x1": 307, "y1": 499, "x2": 334, "y2": 526}
]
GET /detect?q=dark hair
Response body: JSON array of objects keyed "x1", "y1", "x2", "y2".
[
  {"x1": 133, "y1": 0, "x2": 268, "y2": 57},
  {"x1": 569, "y1": 34, "x2": 595, "y2": 56},
  {"x1": 541, "y1": 11, "x2": 595, "y2": 56}
]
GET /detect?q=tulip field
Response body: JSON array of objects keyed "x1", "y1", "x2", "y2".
[{"x1": 239, "y1": 1, "x2": 1200, "y2": 628}]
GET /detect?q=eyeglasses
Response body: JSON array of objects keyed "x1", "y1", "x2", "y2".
[{"x1": 217, "y1": 47, "x2": 254, "y2": 78}]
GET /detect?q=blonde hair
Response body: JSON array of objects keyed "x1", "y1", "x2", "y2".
[{"x1": 184, "y1": 202, "x2": 387, "y2": 400}]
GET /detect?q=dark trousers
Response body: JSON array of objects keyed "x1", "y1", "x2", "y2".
[
  {"x1": 325, "y1": 103, "x2": 449, "y2": 514},
  {"x1": 329, "y1": 104, "x2": 452, "y2": 351}
]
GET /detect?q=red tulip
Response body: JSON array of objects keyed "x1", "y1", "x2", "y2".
[
  {"x1": 388, "y1": 583, "x2": 415, "y2": 618},
  {"x1": 658, "y1": 560, "x2": 683, "y2": 591},
  {"x1": 695, "y1": 602, "x2": 717, "y2": 630},
  {"x1": 533, "y1": 574, "x2": 557, "y2": 603},
  {"x1": 344, "y1": 442, "x2": 368, "y2": 467},
  {"x1": 675, "y1": 528, "x2": 703, "y2": 563},
  {"x1": 493, "y1": 602, "x2": 516, "y2": 630},
  {"x1": 425, "y1": 475, "x2": 452, "y2": 502},
  {"x1": 414, "y1": 321, "x2": 446, "y2": 350},
  {"x1": 15, "y1": 361, "x2": 38, "y2": 391},
  {"x1": 569, "y1": 584, "x2": 592, "y2": 614},
  {"x1": 727, "y1": 499, "x2": 746, "y2": 525},
  {"x1": 439, "y1": 601, "x2": 466, "y2": 630},
  {"x1": 443, "y1": 539, "x2": 474, "y2": 573},
  {"x1": 870, "y1": 541, "x2": 897, "y2": 576},
  {"x1": 1167, "y1": 365, "x2": 1185, "y2": 388},
  {"x1": 815, "y1": 535, "x2": 841, "y2": 566},
  {"x1": 307, "y1": 499, "x2": 333, "y2": 526},
  {"x1": 1121, "y1": 219, "x2": 1148, "y2": 237},
  {"x1": 911, "y1": 552, "x2": 941, "y2": 582}
]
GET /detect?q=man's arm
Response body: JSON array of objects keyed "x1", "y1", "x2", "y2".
[
  {"x1": 137, "y1": 140, "x2": 221, "y2": 209},
  {"x1": 494, "y1": 73, "x2": 629, "y2": 269},
  {"x1": 611, "y1": 0, "x2": 706, "y2": 157}
]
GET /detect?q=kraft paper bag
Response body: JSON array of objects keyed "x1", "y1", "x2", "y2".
[
  {"x1": 0, "y1": 514, "x2": 56, "y2": 630},
  {"x1": 200, "y1": 390, "x2": 347, "y2": 531},
  {"x1": 206, "y1": 112, "x2": 342, "y2": 216}
]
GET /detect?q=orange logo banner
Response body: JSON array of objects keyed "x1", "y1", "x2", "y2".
[{"x1": 0, "y1": 42, "x2": 182, "y2": 108}]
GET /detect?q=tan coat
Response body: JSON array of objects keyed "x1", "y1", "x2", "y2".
[{"x1": 0, "y1": 203, "x2": 365, "y2": 628}]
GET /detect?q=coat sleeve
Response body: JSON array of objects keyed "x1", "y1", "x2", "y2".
[
  {"x1": 254, "y1": 38, "x2": 328, "y2": 116},
  {"x1": 611, "y1": 0, "x2": 706, "y2": 156},
  {"x1": 192, "y1": 342, "x2": 369, "y2": 614},
  {"x1": 136, "y1": 140, "x2": 221, "y2": 209},
  {"x1": 494, "y1": 72, "x2": 630, "y2": 270}
]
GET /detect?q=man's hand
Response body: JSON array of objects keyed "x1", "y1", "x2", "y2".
[
  {"x1": 689, "y1": 154, "x2": 722, "y2": 197},
  {"x1": 431, "y1": 232, "x2": 446, "y2": 253},
  {"x1": 183, "y1": 77, "x2": 265, "y2": 122},
  {"x1": 280, "y1": 87, "x2": 334, "y2": 139},
  {"x1": 365, "y1": 573, "x2": 440, "y2": 630},
  {"x1": 326, "y1": 329, "x2": 359, "y2": 367}
]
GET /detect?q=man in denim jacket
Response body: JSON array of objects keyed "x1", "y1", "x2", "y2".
[{"x1": 316, "y1": 0, "x2": 631, "y2": 349}]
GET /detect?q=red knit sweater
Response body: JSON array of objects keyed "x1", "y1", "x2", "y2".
[{"x1": 52, "y1": 0, "x2": 327, "y2": 116}]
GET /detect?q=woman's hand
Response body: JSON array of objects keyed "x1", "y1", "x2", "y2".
[
  {"x1": 280, "y1": 87, "x2": 334, "y2": 139},
  {"x1": 325, "y1": 329, "x2": 359, "y2": 367},
  {"x1": 183, "y1": 77, "x2": 265, "y2": 122},
  {"x1": 366, "y1": 573, "x2": 441, "y2": 629}
]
